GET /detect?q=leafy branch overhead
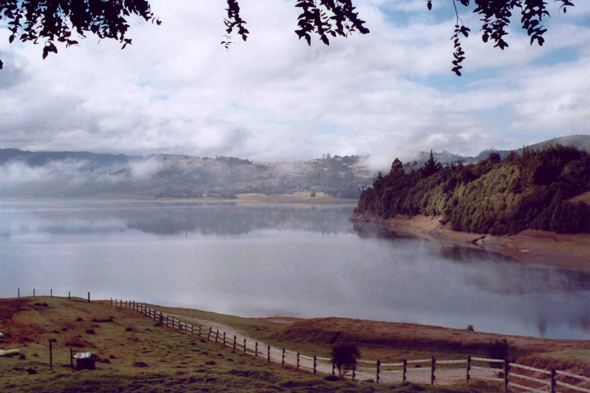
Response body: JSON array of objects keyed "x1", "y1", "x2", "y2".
[
  {"x1": 0, "y1": 0, "x2": 576, "y2": 75},
  {"x1": 0, "y1": 0, "x2": 160, "y2": 69}
]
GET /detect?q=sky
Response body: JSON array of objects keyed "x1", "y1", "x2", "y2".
[{"x1": 1, "y1": 0, "x2": 590, "y2": 163}]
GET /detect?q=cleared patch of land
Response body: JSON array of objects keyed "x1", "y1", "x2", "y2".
[{"x1": 568, "y1": 191, "x2": 590, "y2": 205}]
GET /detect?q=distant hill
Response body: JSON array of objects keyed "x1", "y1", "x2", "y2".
[
  {"x1": 1, "y1": 135, "x2": 589, "y2": 201},
  {"x1": 0, "y1": 148, "x2": 137, "y2": 172},
  {"x1": 469, "y1": 135, "x2": 590, "y2": 162}
]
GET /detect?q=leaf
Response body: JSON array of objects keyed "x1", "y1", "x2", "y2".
[
  {"x1": 320, "y1": 34, "x2": 329, "y2": 45},
  {"x1": 9, "y1": 35, "x2": 15, "y2": 44},
  {"x1": 427, "y1": 1, "x2": 432, "y2": 11},
  {"x1": 0, "y1": 59, "x2": 3, "y2": 70}
]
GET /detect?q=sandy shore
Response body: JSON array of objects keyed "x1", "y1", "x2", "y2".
[{"x1": 351, "y1": 212, "x2": 590, "y2": 272}]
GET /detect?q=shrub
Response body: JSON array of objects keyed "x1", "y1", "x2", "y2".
[{"x1": 332, "y1": 343, "x2": 360, "y2": 377}]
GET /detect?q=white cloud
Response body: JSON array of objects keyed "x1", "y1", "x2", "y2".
[{"x1": 0, "y1": 0, "x2": 588, "y2": 161}]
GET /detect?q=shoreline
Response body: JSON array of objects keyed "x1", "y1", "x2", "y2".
[{"x1": 350, "y1": 212, "x2": 590, "y2": 272}]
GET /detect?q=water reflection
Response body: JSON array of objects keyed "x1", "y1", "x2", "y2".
[
  {"x1": 0, "y1": 200, "x2": 589, "y2": 339},
  {"x1": 0, "y1": 200, "x2": 354, "y2": 237}
]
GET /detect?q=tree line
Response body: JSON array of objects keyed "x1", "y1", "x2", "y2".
[{"x1": 356, "y1": 145, "x2": 590, "y2": 235}]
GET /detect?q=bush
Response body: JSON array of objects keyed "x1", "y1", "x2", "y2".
[
  {"x1": 332, "y1": 343, "x2": 360, "y2": 377},
  {"x1": 487, "y1": 339, "x2": 509, "y2": 368}
]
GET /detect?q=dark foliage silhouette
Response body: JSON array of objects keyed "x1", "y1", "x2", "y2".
[
  {"x1": 331, "y1": 343, "x2": 360, "y2": 378},
  {"x1": 0, "y1": 0, "x2": 575, "y2": 74}
]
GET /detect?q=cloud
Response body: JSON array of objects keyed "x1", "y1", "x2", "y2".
[{"x1": 0, "y1": 0, "x2": 588, "y2": 161}]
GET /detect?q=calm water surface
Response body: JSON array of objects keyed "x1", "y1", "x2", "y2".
[{"x1": 1, "y1": 199, "x2": 589, "y2": 340}]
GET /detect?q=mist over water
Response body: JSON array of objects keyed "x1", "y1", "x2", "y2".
[{"x1": 1, "y1": 200, "x2": 589, "y2": 339}]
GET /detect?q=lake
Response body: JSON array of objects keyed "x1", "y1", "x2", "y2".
[{"x1": 1, "y1": 199, "x2": 589, "y2": 340}]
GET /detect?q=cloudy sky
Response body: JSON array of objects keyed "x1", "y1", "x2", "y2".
[{"x1": 1, "y1": 0, "x2": 589, "y2": 162}]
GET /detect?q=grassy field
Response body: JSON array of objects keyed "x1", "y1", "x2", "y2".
[
  {"x1": 159, "y1": 305, "x2": 590, "y2": 372},
  {"x1": 1, "y1": 297, "x2": 503, "y2": 393}
]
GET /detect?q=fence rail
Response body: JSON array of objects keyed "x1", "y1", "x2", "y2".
[{"x1": 111, "y1": 298, "x2": 590, "y2": 391}]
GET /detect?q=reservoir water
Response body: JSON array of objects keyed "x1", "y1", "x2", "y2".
[{"x1": 1, "y1": 199, "x2": 589, "y2": 340}]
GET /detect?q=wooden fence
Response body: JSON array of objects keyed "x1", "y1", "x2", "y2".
[
  {"x1": 112, "y1": 299, "x2": 590, "y2": 393},
  {"x1": 16, "y1": 288, "x2": 91, "y2": 302}
]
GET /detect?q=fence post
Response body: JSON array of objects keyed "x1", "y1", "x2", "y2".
[
  {"x1": 33, "y1": 289, "x2": 35, "y2": 297},
  {"x1": 352, "y1": 358, "x2": 355, "y2": 381},
  {"x1": 255, "y1": 342, "x2": 258, "y2": 358},
  {"x1": 160, "y1": 313, "x2": 164, "y2": 324},
  {"x1": 69, "y1": 292, "x2": 70, "y2": 300},
  {"x1": 18, "y1": 288, "x2": 20, "y2": 298},
  {"x1": 223, "y1": 332, "x2": 225, "y2": 347},
  {"x1": 297, "y1": 353, "x2": 301, "y2": 371},
  {"x1": 267, "y1": 346, "x2": 271, "y2": 364},
  {"x1": 431, "y1": 356, "x2": 436, "y2": 385},
  {"x1": 551, "y1": 368, "x2": 556, "y2": 393},
  {"x1": 216, "y1": 329, "x2": 219, "y2": 345},
  {"x1": 466, "y1": 356, "x2": 470, "y2": 384},
  {"x1": 51, "y1": 289, "x2": 52, "y2": 298},
  {"x1": 199, "y1": 326, "x2": 201, "y2": 338},
  {"x1": 192, "y1": 325, "x2": 194, "y2": 335},
  {"x1": 403, "y1": 359, "x2": 407, "y2": 382},
  {"x1": 110, "y1": 298, "x2": 113, "y2": 307},
  {"x1": 332, "y1": 360, "x2": 335, "y2": 375},
  {"x1": 233, "y1": 335, "x2": 236, "y2": 353},
  {"x1": 207, "y1": 327, "x2": 211, "y2": 340},
  {"x1": 377, "y1": 359, "x2": 381, "y2": 383},
  {"x1": 282, "y1": 348, "x2": 285, "y2": 367},
  {"x1": 70, "y1": 347, "x2": 73, "y2": 368},
  {"x1": 87, "y1": 292, "x2": 90, "y2": 303},
  {"x1": 49, "y1": 340, "x2": 53, "y2": 370},
  {"x1": 314, "y1": 355, "x2": 317, "y2": 375},
  {"x1": 504, "y1": 358, "x2": 509, "y2": 392},
  {"x1": 243, "y1": 339, "x2": 246, "y2": 355}
]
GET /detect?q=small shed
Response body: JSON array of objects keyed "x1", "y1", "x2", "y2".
[{"x1": 73, "y1": 352, "x2": 97, "y2": 370}]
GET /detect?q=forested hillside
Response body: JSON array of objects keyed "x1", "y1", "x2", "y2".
[{"x1": 355, "y1": 145, "x2": 590, "y2": 234}]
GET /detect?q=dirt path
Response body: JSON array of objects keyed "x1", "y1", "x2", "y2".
[{"x1": 167, "y1": 313, "x2": 499, "y2": 385}]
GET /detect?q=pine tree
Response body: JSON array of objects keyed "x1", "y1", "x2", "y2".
[{"x1": 422, "y1": 150, "x2": 442, "y2": 178}]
